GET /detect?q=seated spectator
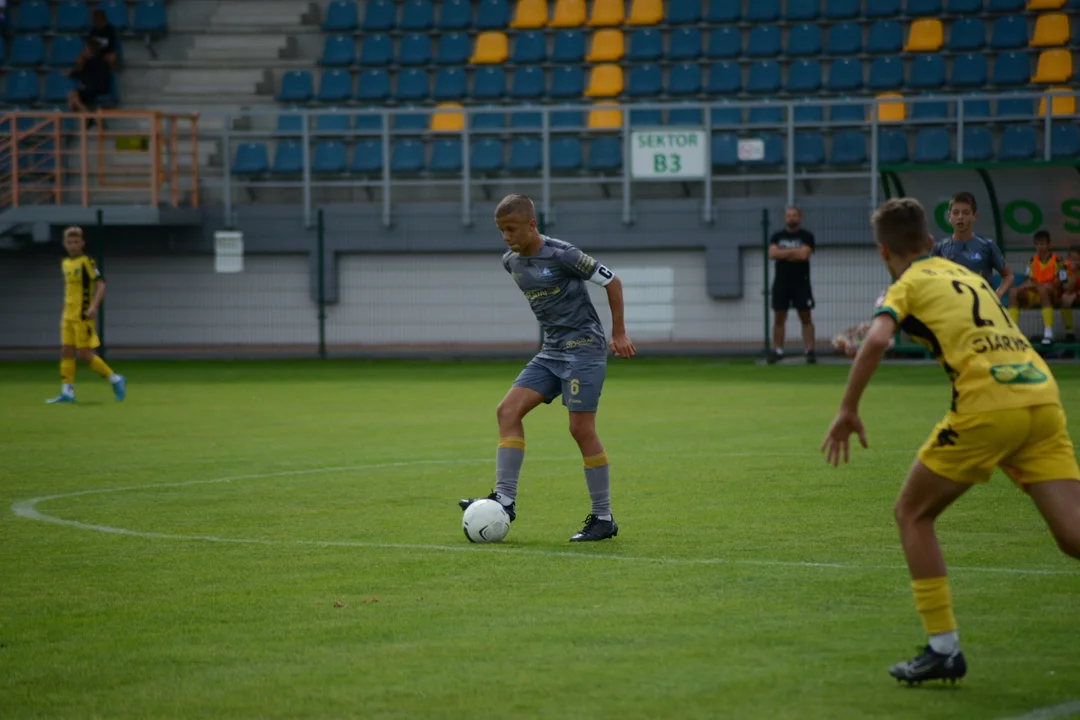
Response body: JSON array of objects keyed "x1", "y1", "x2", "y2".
[
  {"x1": 87, "y1": 9, "x2": 119, "y2": 68},
  {"x1": 1008, "y1": 230, "x2": 1072, "y2": 345},
  {"x1": 67, "y1": 39, "x2": 113, "y2": 116},
  {"x1": 1061, "y1": 246, "x2": 1080, "y2": 343}
]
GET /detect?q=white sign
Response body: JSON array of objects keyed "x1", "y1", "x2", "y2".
[
  {"x1": 630, "y1": 130, "x2": 707, "y2": 180},
  {"x1": 737, "y1": 138, "x2": 765, "y2": 162},
  {"x1": 214, "y1": 230, "x2": 244, "y2": 273}
]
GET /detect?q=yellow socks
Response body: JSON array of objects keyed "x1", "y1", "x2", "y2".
[
  {"x1": 1062, "y1": 309, "x2": 1074, "y2": 333},
  {"x1": 1008, "y1": 306, "x2": 1021, "y2": 324},
  {"x1": 89, "y1": 355, "x2": 114, "y2": 379},
  {"x1": 60, "y1": 357, "x2": 75, "y2": 385},
  {"x1": 1041, "y1": 306, "x2": 1054, "y2": 332},
  {"x1": 912, "y1": 577, "x2": 957, "y2": 636}
]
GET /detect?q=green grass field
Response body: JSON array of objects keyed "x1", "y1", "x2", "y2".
[{"x1": 2, "y1": 359, "x2": 1079, "y2": 720}]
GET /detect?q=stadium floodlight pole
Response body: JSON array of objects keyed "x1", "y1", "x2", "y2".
[
  {"x1": 761, "y1": 208, "x2": 770, "y2": 357},
  {"x1": 316, "y1": 208, "x2": 327, "y2": 359},
  {"x1": 96, "y1": 208, "x2": 106, "y2": 359}
]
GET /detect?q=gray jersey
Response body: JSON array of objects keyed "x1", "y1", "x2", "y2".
[
  {"x1": 503, "y1": 236, "x2": 613, "y2": 361},
  {"x1": 931, "y1": 234, "x2": 1006, "y2": 282}
]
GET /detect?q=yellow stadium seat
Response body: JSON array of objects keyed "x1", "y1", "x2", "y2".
[
  {"x1": 470, "y1": 32, "x2": 509, "y2": 64},
  {"x1": 550, "y1": 0, "x2": 586, "y2": 27},
  {"x1": 584, "y1": 64, "x2": 623, "y2": 97},
  {"x1": 1039, "y1": 88, "x2": 1076, "y2": 116},
  {"x1": 430, "y1": 103, "x2": 465, "y2": 132},
  {"x1": 588, "y1": 101, "x2": 623, "y2": 130},
  {"x1": 627, "y1": 0, "x2": 663, "y2": 25},
  {"x1": 587, "y1": 0, "x2": 624, "y2": 26},
  {"x1": 1026, "y1": 0, "x2": 1065, "y2": 9},
  {"x1": 510, "y1": 0, "x2": 548, "y2": 29},
  {"x1": 586, "y1": 29, "x2": 624, "y2": 61},
  {"x1": 1031, "y1": 13, "x2": 1070, "y2": 47},
  {"x1": 903, "y1": 18, "x2": 943, "y2": 52},
  {"x1": 1033, "y1": 48, "x2": 1073, "y2": 83},
  {"x1": 874, "y1": 93, "x2": 906, "y2": 122}
]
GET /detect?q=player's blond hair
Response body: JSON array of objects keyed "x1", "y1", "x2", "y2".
[
  {"x1": 495, "y1": 194, "x2": 535, "y2": 220},
  {"x1": 63, "y1": 226, "x2": 84, "y2": 239},
  {"x1": 871, "y1": 198, "x2": 929, "y2": 257}
]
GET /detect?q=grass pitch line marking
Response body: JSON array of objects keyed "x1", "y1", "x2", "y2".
[
  {"x1": 11, "y1": 459, "x2": 1080, "y2": 577},
  {"x1": 999, "y1": 701, "x2": 1080, "y2": 720}
]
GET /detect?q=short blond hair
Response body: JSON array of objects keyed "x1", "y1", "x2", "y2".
[
  {"x1": 495, "y1": 194, "x2": 535, "y2": 220},
  {"x1": 871, "y1": 198, "x2": 929, "y2": 256},
  {"x1": 63, "y1": 226, "x2": 84, "y2": 239}
]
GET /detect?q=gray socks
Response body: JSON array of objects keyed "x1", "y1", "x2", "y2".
[
  {"x1": 583, "y1": 452, "x2": 611, "y2": 518},
  {"x1": 495, "y1": 437, "x2": 525, "y2": 503}
]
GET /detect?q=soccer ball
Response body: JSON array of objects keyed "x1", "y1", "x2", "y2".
[{"x1": 462, "y1": 499, "x2": 510, "y2": 544}]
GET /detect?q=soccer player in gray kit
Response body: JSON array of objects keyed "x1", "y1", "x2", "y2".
[{"x1": 459, "y1": 194, "x2": 636, "y2": 541}]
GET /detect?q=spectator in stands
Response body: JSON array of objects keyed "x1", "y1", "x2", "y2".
[
  {"x1": 1008, "y1": 230, "x2": 1072, "y2": 345},
  {"x1": 931, "y1": 191, "x2": 1015, "y2": 300},
  {"x1": 1062, "y1": 246, "x2": 1080, "y2": 344},
  {"x1": 767, "y1": 206, "x2": 817, "y2": 365},
  {"x1": 67, "y1": 39, "x2": 113, "y2": 117},
  {"x1": 87, "y1": 9, "x2": 119, "y2": 68}
]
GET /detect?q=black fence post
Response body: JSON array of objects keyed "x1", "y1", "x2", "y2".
[
  {"x1": 761, "y1": 208, "x2": 770, "y2": 358},
  {"x1": 316, "y1": 208, "x2": 327, "y2": 359}
]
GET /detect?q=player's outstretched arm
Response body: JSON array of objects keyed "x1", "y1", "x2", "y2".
[
  {"x1": 86, "y1": 279, "x2": 106, "y2": 319},
  {"x1": 604, "y1": 276, "x2": 636, "y2": 359}
]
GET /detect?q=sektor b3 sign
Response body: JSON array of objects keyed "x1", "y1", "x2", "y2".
[{"x1": 630, "y1": 130, "x2": 707, "y2": 180}]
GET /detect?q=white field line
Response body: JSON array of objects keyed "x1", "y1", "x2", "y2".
[{"x1": 998, "y1": 701, "x2": 1080, "y2": 720}]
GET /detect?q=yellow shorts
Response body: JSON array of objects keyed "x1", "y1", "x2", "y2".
[
  {"x1": 60, "y1": 317, "x2": 101, "y2": 349},
  {"x1": 919, "y1": 404, "x2": 1080, "y2": 486},
  {"x1": 1014, "y1": 286, "x2": 1060, "y2": 308}
]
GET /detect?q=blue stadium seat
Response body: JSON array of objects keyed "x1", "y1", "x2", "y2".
[
  {"x1": 275, "y1": 112, "x2": 303, "y2": 135},
  {"x1": 395, "y1": 69, "x2": 429, "y2": 101},
  {"x1": 707, "y1": 62, "x2": 742, "y2": 94},
  {"x1": 552, "y1": 31, "x2": 585, "y2": 63},
  {"x1": 550, "y1": 138, "x2": 583, "y2": 171},
  {"x1": 433, "y1": 67, "x2": 467, "y2": 100},
  {"x1": 750, "y1": 135, "x2": 785, "y2": 165},
  {"x1": 551, "y1": 66, "x2": 584, "y2": 98},
  {"x1": 794, "y1": 101, "x2": 824, "y2": 123},
  {"x1": 548, "y1": 109, "x2": 580, "y2": 127},
  {"x1": 986, "y1": 0, "x2": 1024, "y2": 11},
  {"x1": 631, "y1": 107, "x2": 664, "y2": 125},
  {"x1": 961, "y1": 127, "x2": 993, "y2": 161},
  {"x1": 317, "y1": 70, "x2": 353, "y2": 103},
  {"x1": 509, "y1": 108, "x2": 541, "y2": 128},
  {"x1": 996, "y1": 94, "x2": 1033, "y2": 117},
  {"x1": 707, "y1": 27, "x2": 741, "y2": 59},
  {"x1": 712, "y1": 134, "x2": 738, "y2": 168},
  {"x1": 831, "y1": 99, "x2": 866, "y2": 122},
  {"x1": 48, "y1": 35, "x2": 84, "y2": 67},
  {"x1": 56, "y1": 1, "x2": 91, "y2": 32},
  {"x1": 1050, "y1": 125, "x2": 1080, "y2": 159},
  {"x1": 711, "y1": 103, "x2": 742, "y2": 125},
  {"x1": 439, "y1": 0, "x2": 472, "y2": 29},
  {"x1": 10, "y1": 36, "x2": 44, "y2": 66},
  {"x1": 706, "y1": 0, "x2": 741, "y2": 22},
  {"x1": 824, "y1": 0, "x2": 860, "y2": 18},
  {"x1": 826, "y1": 23, "x2": 861, "y2": 55},
  {"x1": 400, "y1": 0, "x2": 434, "y2": 30},
  {"x1": 587, "y1": 138, "x2": 622, "y2": 172},
  {"x1": 233, "y1": 143, "x2": 269, "y2": 174},
  {"x1": 356, "y1": 69, "x2": 391, "y2": 102},
  {"x1": 786, "y1": 0, "x2": 820, "y2": 20},
  {"x1": 747, "y1": 0, "x2": 780, "y2": 22},
  {"x1": 41, "y1": 71, "x2": 75, "y2": 104},
  {"x1": 668, "y1": 63, "x2": 701, "y2": 96},
  {"x1": 911, "y1": 95, "x2": 949, "y2": 120},
  {"x1": 278, "y1": 71, "x2": 314, "y2": 102},
  {"x1": 787, "y1": 60, "x2": 822, "y2": 92},
  {"x1": 747, "y1": 26, "x2": 781, "y2": 57},
  {"x1": 947, "y1": 18, "x2": 985, "y2": 52},
  {"x1": 391, "y1": 139, "x2": 425, "y2": 173},
  {"x1": 989, "y1": 17, "x2": 1026, "y2": 50},
  {"x1": 951, "y1": 53, "x2": 987, "y2": 88},
  {"x1": 629, "y1": 29, "x2": 663, "y2": 61},
  {"x1": 865, "y1": 0, "x2": 901, "y2": 17},
  {"x1": 668, "y1": 28, "x2": 702, "y2": 60},
  {"x1": 787, "y1": 25, "x2": 822, "y2": 57},
  {"x1": 913, "y1": 128, "x2": 950, "y2": 163},
  {"x1": 905, "y1": 0, "x2": 941, "y2": 15},
  {"x1": 867, "y1": 21, "x2": 902, "y2": 54},
  {"x1": 946, "y1": 0, "x2": 982, "y2": 10},
  {"x1": 910, "y1": 55, "x2": 945, "y2": 89},
  {"x1": 437, "y1": 32, "x2": 470, "y2": 65},
  {"x1": 992, "y1": 52, "x2": 1030, "y2": 86},
  {"x1": 318, "y1": 35, "x2": 354, "y2": 67},
  {"x1": 830, "y1": 131, "x2": 867, "y2": 164},
  {"x1": 98, "y1": 0, "x2": 129, "y2": 30},
  {"x1": 323, "y1": 0, "x2": 358, "y2": 31},
  {"x1": 748, "y1": 106, "x2": 783, "y2": 124},
  {"x1": 667, "y1": 0, "x2": 702, "y2": 23},
  {"x1": 394, "y1": 109, "x2": 428, "y2": 130},
  {"x1": 359, "y1": 34, "x2": 392, "y2": 66},
  {"x1": 0, "y1": 37, "x2": 6, "y2": 64},
  {"x1": 505, "y1": 67, "x2": 540, "y2": 99},
  {"x1": 471, "y1": 139, "x2": 503, "y2": 172},
  {"x1": 628, "y1": 64, "x2": 663, "y2": 96},
  {"x1": 508, "y1": 138, "x2": 542, "y2": 172},
  {"x1": 472, "y1": 108, "x2": 505, "y2": 129},
  {"x1": 512, "y1": 31, "x2": 545, "y2": 63},
  {"x1": 312, "y1": 141, "x2": 347, "y2": 173},
  {"x1": 476, "y1": 0, "x2": 510, "y2": 29},
  {"x1": 355, "y1": 112, "x2": 382, "y2": 132},
  {"x1": 747, "y1": 61, "x2": 781, "y2": 93},
  {"x1": 14, "y1": 1, "x2": 50, "y2": 31},
  {"x1": 351, "y1": 140, "x2": 382, "y2": 174},
  {"x1": 271, "y1": 142, "x2": 303, "y2": 174},
  {"x1": 363, "y1": 0, "x2": 395, "y2": 31},
  {"x1": 399, "y1": 33, "x2": 431, "y2": 66},
  {"x1": 827, "y1": 58, "x2": 863, "y2": 91},
  {"x1": 477, "y1": 66, "x2": 509, "y2": 99},
  {"x1": 429, "y1": 139, "x2": 462, "y2": 173},
  {"x1": 795, "y1": 132, "x2": 825, "y2": 166},
  {"x1": 667, "y1": 106, "x2": 701, "y2": 125},
  {"x1": 959, "y1": 94, "x2": 991, "y2": 119},
  {"x1": 132, "y1": 0, "x2": 167, "y2": 33},
  {"x1": 997, "y1": 126, "x2": 1036, "y2": 160}
]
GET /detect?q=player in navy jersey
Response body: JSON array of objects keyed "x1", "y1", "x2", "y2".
[
  {"x1": 459, "y1": 194, "x2": 636, "y2": 542},
  {"x1": 930, "y1": 191, "x2": 1014, "y2": 298}
]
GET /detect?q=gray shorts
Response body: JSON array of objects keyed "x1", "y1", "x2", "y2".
[{"x1": 512, "y1": 356, "x2": 607, "y2": 413}]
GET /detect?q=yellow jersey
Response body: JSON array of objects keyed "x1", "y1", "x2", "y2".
[
  {"x1": 61, "y1": 255, "x2": 102, "y2": 320},
  {"x1": 874, "y1": 255, "x2": 1060, "y2": 415}
]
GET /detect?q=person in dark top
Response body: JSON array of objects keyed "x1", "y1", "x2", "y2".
[
  {"x1": 67, "y1": 39, "x2": 113, "y2": 113},
  {"x1": 931, "y1": 191, "x2": 1014, "y2": 299},
  {"x1": 767, "y1": 206, "x2": 817, "y2": 364},
  {"x1": 87, "y1": 9, "x2": 119, "y2": 67}
]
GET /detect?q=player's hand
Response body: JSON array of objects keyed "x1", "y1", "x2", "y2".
[
  {"x1": 85, "y1": 306, "x2": 98, "y2": 319},
  {"x1": 820, "y1": 408, "x2": 868, "y2": 466},
  {"x1": 609, "y1": 333, "x2": 636, "y2": 359}
]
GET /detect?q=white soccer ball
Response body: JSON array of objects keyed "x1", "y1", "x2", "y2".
[{"x1": 462, "y1": 499, "x2": 510, "y2": 544}]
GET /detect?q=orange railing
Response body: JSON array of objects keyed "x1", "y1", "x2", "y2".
[{"x1": 0, "y1": 110, "x2": 199, "y2": 209}]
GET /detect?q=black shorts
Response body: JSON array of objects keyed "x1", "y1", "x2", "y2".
[{"x1": 772, "y1": 278, "x2": 815, "y2": 311}]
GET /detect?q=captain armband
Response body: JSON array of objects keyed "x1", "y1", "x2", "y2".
[{"x1": 588, "y1": 264, "x2": 615, "y2": 287}]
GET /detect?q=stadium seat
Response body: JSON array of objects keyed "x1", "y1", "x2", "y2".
[
  {"x1": 351, "y1": 140, "x2": 382, "y2": 174},
  {"x1": 910, "y1": 55, "x2": 946, "y2": 89},
  {"x1": 471, "y1": 32, "x2": 508, "y2": 64},
  {"x1": 751, "y1": 135, "x2": 785, "y2": 165},
  {"x1": 429, "y1": 139, "x2": 462, "y2": 172},
  {"x1": 552, "y1": 30, "x2": 586, "y2": 63},
  {"x1": 668, "y1": 28, "x2": 702, "y2": 61},
  {"x1": 905, "y1": 0, "x2": 942, "y2": 15},
  {"x1": 278, "y1": 71, "x2": 314, "y2": 103},
  {"x1": 433, "y1": 68, "x2": 467, "y2": 100},
  {"x1": 41, "y1": 71, "x2": 75, "y2": 104},
  {"x1": 323, "y1": 0, "x2": 358, "y2": 31},
  {"x1": 793, "y1": 101, "x2": 824, "y2": 123},
  {"x1": 1032, "y1": 14, "x2": 1069, "y2": 47},
  {"x1": 0, "y1": 37, "x2": 5, "y2": 64},
  {"x1": 667, "y1": 106, "x2": 701, "y2": 125},
  {"x1": 587, "y1": 29, "x2": 624, "y2": 62},
  {"x1": 747, "y1": 0, "x2": 780, "y2": 22},
  {"x1": 438, "y1": 0, "x2": 472, "y2": 29},
  {"x1": 867, "y1": 21, "x2": 902, "y2": 54},
  {"x1": 472, "y1": 108, "x2": 505, "y2": 129},
  {"x1": 905, "y1": 19, "x2": 943, "y2": 52},
  {"x1": 394, "y1": 109, "x2": 428, "y2": 130},
  {"x1": 1027, "y1": 0, "x2": 1065, "y2": 8},
  {"x1": 589, "y1": 0, "x2": 624, "y2": 26},
  {"x1": 786, "y1": 0, "x2": 820, "y2": 19},
  {"x1": 911, "y1": 95, "x2": 949, "y2": 120},
  {"x1": 712, "y1": 103, "x2": 743, "y2": 125},
  {"x1": 475, "y1": 66, "x2": 508, "y2": 99},
  {"x1": 961, "y1": 127, "x2": 993, "y2": 161},
  {"x1": 712, "y1": 134, "x2": 738, "y2": 168},
  {"x1": 132, "y1": 0, "x2": 167, "y2": 33},
  {"x1": 795, "y1": 132, "x2": 825, "y2": 166},
  {"x1": 628, "y1": 63, "x2": 663, "y2": 96},
  {"x1": 314, "y1": 110, "x2": 350, "y2": 135},
  {"x1": 947, "y1": 18, "x2": 985, "y2": 52},
  {"x1": 747, "y1": 61, "x2": 781, "y2": 93},
  {"x1": 787, "y1": 25, "x2": 822, "y2": 57},
  {"x1": 707, "y1": 62, "x2": 742, "y2": 94},
  {"x1": 667, "y1": 0, "x2": 702, "y2": 23},
  {"x1": 826, "y1": 23, "x2": 862, "y2": 55},
  {"x1": 1040, "y1": 88, "x2": 1076, "y2": 116},
  {"x1": 391, "y1": 140, "x2": 425, "y2": 173},
  {"x1": 99, "y1": 0, "x2": 129, "y2": 30},
  {"x1": 318, "y1": 35, "x2": 354, "y2": 67},
  {"x1": 865, "y1": 0, "x2": 901, "y2": 16},
  {"x1": 48, "y1": 35, "x2": 84, "y2": 67},
  {"x1": 399, "y1": 33, "x2": 432, "y2": 66},
  {"x1": 913, "y1": 128, "x2": 950, "y2": 163},
  {"x1": 668, "y1": 63, "x2": 702, "y2": 95},
  {"x1": 471, "y1": 138, "x2": 504, "y2": 172},
  {"x1": 831, "y1": 99, "x2": 866, "y2": 122},
  {"x1": 552, "y1": 110, "x2": 584, "y2": 128},
  {"x1": 270, "y1": 142, "x2": 303, "y2": 174},
  {"x1": 588, "y1": 102, "x2": 622, "y2": 130},
  {"x1": 997, "y1": 93, "x2": 1034, "y2": 116},
  {"x1": 787, "y1": 60, "x2": 822, "y2": 92},
  {"x1": 317, "y1": 70, "x2": 353, "y2": 103},
  {"x1": 585, "y1": 65, "x2": 623, "y2": 97},
  {"x1": 395, "y1": 69, "x2": 429, "y2": 101},
  {"x1": 631, "y1": 107, "x2": 664, "y2": 125},
  {"x1": 510, "y1": 0, "x2": 547, "y2": 28},
  {"x1": 551, "y1": 0, "x2": 586, "y2": 27},
  {"x1": 1050, "y1": 125, "x2": 1080, "y2": 159},
  {"x1": 10, "y1": 36, "x2": 44, "y2": 67},
  {"x1": 363, "y1": 0, "x2": 395, "y2": 31},
  {"x1": 830, "y1": 131, "x2": 867, "y2": 164},
  {"x1": 628, "y1": 0, "x2": 664, "y2": 25},
  {"x1": 275, "y1": 112, "x2": 303, "y2": 135},
  {"x1": 747, "y1": 26, "x2": 781, "y2": 58},
  {"x1": 508, "y1": 67, "x2": 541, "y2": 99},
  {"x1": 628, "y1": 29, "x2": 662, "y2": 61},
  {"x1": 551, "y1": 66, "x2": 585, "y2": 98},
  {"x1": 990, "y1": 17, "x2": 1026, "y2": 50},
  {"x1": 233, "y1": 143, "x2": 269, "y2": 174},
  {"x1": 437, "y1": 32, "x2": 471, "y2": 64},
  {"x1": 748, "y1": 106, "x2": 783, "y2": 125},
  {"x1": 56, "y1": 1, "x2": 91, "y2": 32},
  {"x1": 828, "y1": 58, "x2": 863, "y2": 91},
  {"x1": 993, "y1": 52, "x2": 1030, "y2": 85},
  {"x1": 313, "y1": 141, "x2": 348, "y2": 173},
  {"x1": 869, "y1": 58, "x2": 903, "y2": 90},
  {"x1": 14, "y1": 1, "x2": 50, "y2": 32},
  {"x1": 400, "y1": 0, "x2": 434, "y2": 30},
  {"x1": 476, "y1": 0, "x2": 510, "y2": 29},
  {"x1": 997, "y1": 125, "x2": 1037, "y2": 160},
  {"x1": 1033, "y1": 50, "x2": 1073, "y2": 83},
  {"x1": 509, "y1": 107, "x2": 541, "y2": 128},
  {"x1": 508, "y1": 138, "x2": 542, "y2": 172},
  {"x1": 956, "y1": 95, "x2": 991, "y2": 120},
  {"x1": 947, "y1": 0, "x2": 983, "y2": 10},
  {"x1": 706, "y1": 0, "x2": 741, "y2": 22},
  {"x1": 825, "y1": 0, "x2": 860, "y2": 18},
  {"x1": 707, "y1": 27, "x2": 741, "y2": 59},
  {"x1": 551, "y1": 137, "x2": 583, "y2": 171},
  {"x1": 874, "y1": 93, "x2": 906, "y2": 122},
  {"x1": 587, "y1": 137, "x2": 622, "y2": 171},
  {"x1": 359, "y1": 34, "x2": 392, "y2": 66},
  {"x1": 951, "y1": 53, "x2": 988, "y2": 87},
  {"x1": 356, "y1": 69, "x2": 391, "y2": 102},
  {"x1": 430, "y1": 103, "x2": 465, "y2": 131},
  {"x1": 512, "y1": 31, "x2": 545, "y2": 63},
  {"x1": 354, "y1": 111, "x2": 382, "y2": 132}
]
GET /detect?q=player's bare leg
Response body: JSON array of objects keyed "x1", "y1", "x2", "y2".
[
  {"x1": 797, "y1": 309, "x2": 816, "y2": 364},
  {"x1": 46, "y1": 345, "x2": 78, "y2": 404},
  {"x1": 889, "y1": 460, "x2": 971, "y2": 685},
  {"x1": 769, "y1": 310, "x2": 788, "y2": 364},
  {"x1": 567, "y1": 411, "x2": 617, "y2": 542},
  {"x1": 1026, "y1": 479, "x2": 1080, "y2": 560}
]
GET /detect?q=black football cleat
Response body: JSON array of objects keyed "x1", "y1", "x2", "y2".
[
  {"x1": 458, "y1": 492, "x2": 515, "y2": 522},
  {"x1": 766, "y1": 351, "x2": 783, "y2": 365},
  {"x1": 888, "y1": 646, "x2": 966, "y2": 686},
  {"x1": 569, "y1": 514, "x2": 618, "y2": 542},
  {"x1": 806, "y1": 350, "x2": 818, "y2": 365}
]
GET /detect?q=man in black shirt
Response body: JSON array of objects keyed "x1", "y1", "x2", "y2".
[
  {"x1": 67, "y1": 39, "x2": 113, "y2": 113},
  {"x1": 87, "y1": 9, "x2": 118, "y2": 67},
  {"x1": 767, "y1": 206, "x2": 817, "y2": 364}
]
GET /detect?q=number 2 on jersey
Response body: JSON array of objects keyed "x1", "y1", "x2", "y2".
[{"x1": 951, "y1": 280, "x2": 1013, "y2": 329}]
